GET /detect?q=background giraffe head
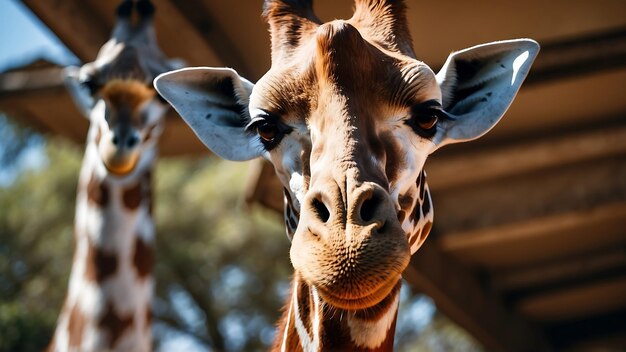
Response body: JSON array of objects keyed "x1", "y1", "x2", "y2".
[
  {"x1": 155, "y1": 0, "x2": 538, "y2": 312},
  {"x1": 64, "y1": 0, "x2": 181, "y2": 176}
]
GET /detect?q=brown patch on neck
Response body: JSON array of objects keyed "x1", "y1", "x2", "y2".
[
  {"x1": 398, "y1": 194, "x2": 413, "y2": 214},
  {"x1": 409, "y1": 227, "x2": 422, "y2": 248},
  {"x1": 99, "y1": 301, "x2": 134, "y2": 349},
  {"x1": 284, "y1": 188, "x2": 299, "y2": 218},
  {"x1": 133, "y1": 236, "x2": 154, "y2": 278},
  {"x1": 298, "y1": 279, "x2": 314, "y2": 337},
  {"x1": 101, "y1": 79, "x2": 155, "y2": 112},
  {"x1": 84, "y1": 242, "x2": 118, "y2": 282},
  {"x1": 421, "y1": 188, "x2": 431, "y2": 216},
  {"x1": 67, "y1": 303, "x2": 86, "y2": 348},
  {"x1": 422, "y1": 221, "x2": 433, "y2": 240},
  {"x1": 271, "y1": 276, "x2": 305, "y2": 352},
  {"x1": 418, "y1": 170, "x2": 426, "y2": 200},
  {"x1": 123, "y1": 181, "x2": 143, "y2": 210},
  {"x1": 87, "y1": 173, "x2": 109, "y2": 207}
]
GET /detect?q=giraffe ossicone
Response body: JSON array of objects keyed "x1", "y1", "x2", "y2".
[
  {"x1": 156, "y1": 0, "x2": 539, "y2": 350},
  {"x1": 48, "y1": 1, "x2": 181, "y2": 351}
]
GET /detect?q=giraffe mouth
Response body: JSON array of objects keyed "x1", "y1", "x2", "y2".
[
  {"x1": 102, "y1": 152, "x2": 140, "y2": 176},
  {"x1": 316, "y1": 274, "x2": 402, "y2": 310}
]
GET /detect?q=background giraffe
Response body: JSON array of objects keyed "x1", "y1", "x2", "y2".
[
  {"x1": 155, "y1": 0, "x2": 538, "y2": 350},
  {"x1": 48, "y1": 1, "x2": 181, "y2": 350}
]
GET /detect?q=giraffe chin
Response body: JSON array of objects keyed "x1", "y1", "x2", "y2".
[
  {"x1": 315, "y1": 274, "x2": 402, "y2": 311},
  {"x1": 102, "y1": 154, "x2": 140, "y2": 176}
]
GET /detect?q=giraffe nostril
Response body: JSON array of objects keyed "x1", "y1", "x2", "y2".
[
  {"x1": 127, "y1": 135, "x2": 139, "y2": 148},
  {"x1": 312, "y1": 197, "x2": 330, "y2": 223},
  {"x1": 360, "y1": 193, "x2": 379, "y2": 223},
  {"x1": 112, "y1": 135, "x2": 119, "y2": 146}
]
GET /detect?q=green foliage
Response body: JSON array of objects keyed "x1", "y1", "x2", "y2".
[
  {"x1": 400, "y1": 312, "x2": 484, "y2": 352},
  {"x1": 152, "y1": 157, "x2": 291, "y2": 350},
  {"x1": 0, "y1": 304, "x2": 53, "y2": 352},
  {"x1": 0, "y1": 137, "x2": 80, "y2": 352}
]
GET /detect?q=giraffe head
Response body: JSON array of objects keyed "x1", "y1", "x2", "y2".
[
  {"x1": 65, "y1": 0, "x2": 180, "y2": 176},
  {"x1": 155, "y1": 0, "x2": 538, "y2": 311}
]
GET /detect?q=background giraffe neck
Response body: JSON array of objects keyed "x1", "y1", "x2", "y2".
[
  {"x1": 272, "y1": 275, "x2": 400, "y2": 352},
  {"x1": 49, "y1": 132, "x2": 156, "y2": 352}
]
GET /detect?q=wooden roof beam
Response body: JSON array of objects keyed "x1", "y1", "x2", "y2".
[
  {"x1": 491, "y1": 246, "x2": 626, "y2": 292},
  {"x1": 427, "y1": 122, "x2": 626, "y2": 191},
  {"x1": 23, "y1": 1, "x2": 230, "y2": 68},
  {"x1": 527, "y1": 27, "x2": 626, "y2": 86},
  {"x1": 403, "y1": 241, "x2": 551, "y2": 351},
  {"x1": 22, "y1": 0, "x2": 109, "y2": 62},
  {"x1": 439, "y1": 202, "x2": 626, "y2": 269},
  {"x1": 517, "y1": 277, "x2": 626, "y2": 322},
  {"x1": 0, "y1": 66, "x2": 64, "y2": 96},
  {"x1": 544, "y1": 309, "x2": 626, "y2": 351},
  {"x1": 165, "y1": 0, "x2": 253, "y2": 79}
]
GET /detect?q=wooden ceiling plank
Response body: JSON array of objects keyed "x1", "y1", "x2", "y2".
[
  {"x1": 439, "y1": 202, "x2": 626, "y2": 268},
  {"x1": 22, "y1": 0, "x2": 109, "y2": 62},
  {"x1": 492, "y1": 247, "x2": 626, "y2": 292},
  {"x1": 427, "y1": 123, "x2": 626, "y2": 191},
  {"x1": 0, "y1": 67, "x2": 64, "y2": 95},
  {"x1": 404, "y1": 241, "x2": 551, "y2": 352},
  {"x1": 165, "y1": 0, "x2": 252, "y2": 78},
  {"x1": 150, "y1": 0, "x2": 224, "y2": 67},
  {"x1": 549, "y1": 310, "x2": 626, "y2": 351},
  {"x1": 517, "y1": 277, "x2": 626, "y2": 322},
  {"x1": 433, "y1": 152, "x2": 626, "y2": 234},
  {"x1": 527, "y1": 27, "x2": 626, "y2": 86}
]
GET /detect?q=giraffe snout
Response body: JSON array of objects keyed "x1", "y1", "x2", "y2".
[
  {"x1": 290, "y1": 180, "x2": 409, "y2": 307},
  {"x1": 99, "y1": 128, "x2": 142, "y2": 175}
]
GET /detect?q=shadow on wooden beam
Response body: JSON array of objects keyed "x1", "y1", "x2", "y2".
[{"x1": 403, "y1": 240, "x2": 551, "y2": 352}]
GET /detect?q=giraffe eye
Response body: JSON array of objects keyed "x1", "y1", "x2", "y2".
[
  {"x1": 407, "y1": 100, "x2": 449, "y2": 138},
  {"x1": 246, "y1": 110, "x2": 293, "y2": 150},
  {"x1": 256, "y1": 122, "x2": 279, "y2": 142},
  {"x1": 416, "y1": 114, "x2": 438, "y2": 130}
]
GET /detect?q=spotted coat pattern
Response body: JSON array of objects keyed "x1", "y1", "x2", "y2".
[{"x1": 47, "y1": 1, "x2": 170, "y2": 350}]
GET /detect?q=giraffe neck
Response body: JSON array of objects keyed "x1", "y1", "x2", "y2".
[
  {"x1": 49, "y1": 129, "x2": 156, "y2": 352},
  {"x1": 272, "y1": 274, "x2": 400, "y2": 352}
]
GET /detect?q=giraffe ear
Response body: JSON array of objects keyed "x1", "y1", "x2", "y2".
[
  {"x1": 63, "y1": 66, "x2": 95, "y2": 118},
  {"x1": 154, "y1": 67, "x2": 264, "y2": 161},
  {"x1": 433, "y1": 39, "x2": 539, "y2": 149}
]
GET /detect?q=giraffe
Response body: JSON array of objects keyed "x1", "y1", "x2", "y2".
[
  {"x1": 155, "y1": 0, "x2": 539, "y2": 350},
  {"x1": 48, "y1": 1, "x2": 181, "y2": 351}
]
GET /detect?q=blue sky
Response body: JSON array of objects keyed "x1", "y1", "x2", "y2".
[
  {"x1": 0, "y1": 1, "x2": 79, "y2": 186},
  {"x1": 0, "y1": 0, "x2": 78, "y2": 72}
]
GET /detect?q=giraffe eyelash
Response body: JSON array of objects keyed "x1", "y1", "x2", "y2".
[
  {"x1": 246, "y1": 112, "x2": 293, "y2": 151},
  {"x1": 405, "y1": 99, "x2": 455, "y2": 138},
  {"x1": 412, "y1": 100, "x2": 455, "y2": 121}
]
